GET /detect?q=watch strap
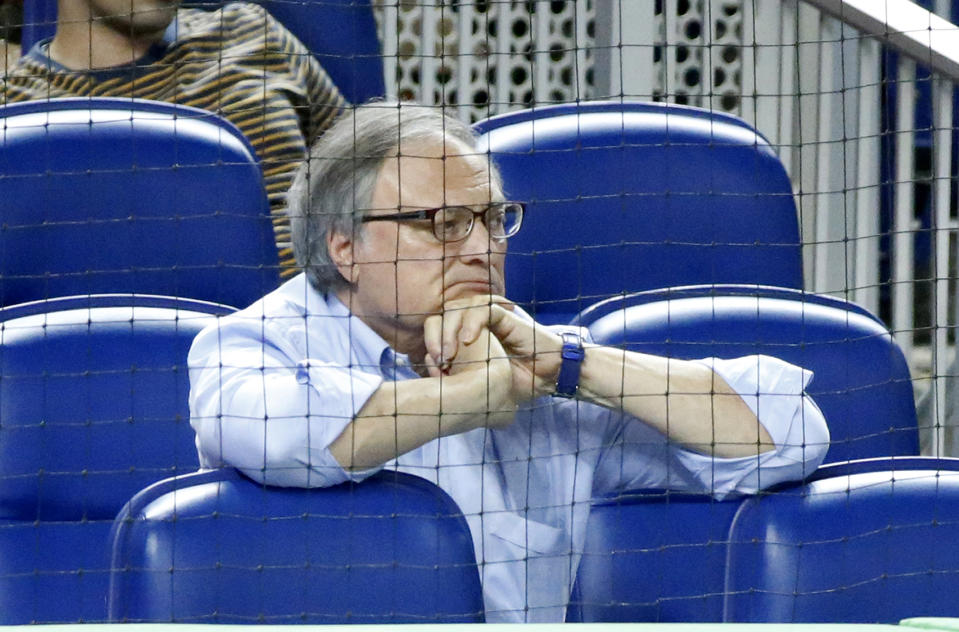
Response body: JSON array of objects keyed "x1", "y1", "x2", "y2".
[{"x1": 554, "y1": 331, "x2": 585, "y2": 398}]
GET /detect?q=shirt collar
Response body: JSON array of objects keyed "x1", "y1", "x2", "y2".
[{"x1": 301, "y1": 277, "x2": 417, "y2": 382}]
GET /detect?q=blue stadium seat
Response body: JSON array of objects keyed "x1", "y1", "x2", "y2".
[
  {"x1": 251, "y1": 0, "x2": 384, "y2": 103},
  {"x1": 0, "y1": 294, "x2": 231, "y2": 624},
  {"x1": 0, "y1": 97, "x2": 279, "y2": 309},
  {"x1": 573, "y1": 283, "x2": 885, "y2": 328},
  {"x1": 567, "y1": 459, "x2": 954, "y2": 624},
  {"x1": 567, "y1": 286, "x2": 917, "y2": 623},
  {"x1": 567, "y1": 490, "x2": 745, "y2": 623},
  {"x1": 809, "y1": 455, "x2": 959, "y2": 481},
  {"x1": 724, "y1": 458, "x2": 959, "y2": 622},
  {"x1": 19, "y1": 0, "x2": 56, "y2": 53},
  {"x1": 473, "y1": 101, "x2": 802, "y2": 324},
  {"x1": 108, "y1": 469, "x2": 484, "y2": 624},
  {"x1": 20, "y1": 0, "x2": 384, "y2": 104}
]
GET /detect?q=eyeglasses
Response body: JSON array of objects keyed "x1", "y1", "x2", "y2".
[{"x1": 361, "y1": 201, "x2": 525, "y2": 243}]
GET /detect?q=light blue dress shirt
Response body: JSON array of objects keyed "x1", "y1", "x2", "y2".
[{"x1": 188, "y1": 274, "x2": 830, "y2": 622}]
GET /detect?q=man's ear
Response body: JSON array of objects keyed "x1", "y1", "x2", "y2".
[{"x1": 327, "y1": 228, "x2": 358, "y2": 285}]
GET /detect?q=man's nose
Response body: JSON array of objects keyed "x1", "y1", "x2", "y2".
[{"x1": 456, "y1": 218, "x2": 503, "y2": 258}]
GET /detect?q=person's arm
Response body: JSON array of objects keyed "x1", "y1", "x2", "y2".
[
  {"x1": 188, "y1": 323, "x2": 382, "y2": 488},
  {"x1": 593, "y1": 354, "x2": 830, "y2": 498},
  {"x1": 189, "y1": 315, "x2": 516, "y2": 487},
  {"x1": 329, "y1": 329, "x2": 517, "y2": 470},
  {"x1": 575, "y1": 345, "x2": 773, "y2": 458},
  {"x1": 426, "y1": 296, "x2": 801, "y2": 459}
]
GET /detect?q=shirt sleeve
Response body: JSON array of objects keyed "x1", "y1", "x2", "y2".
[
  {"x1": 188, "y1": 316, "x2": 383, "y2": 488},
  {"x1": 594, "y1": 355, "x2": 830, "y2": 499}
]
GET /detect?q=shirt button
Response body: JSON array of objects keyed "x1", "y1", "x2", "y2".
[{"x1": 295, "y1": 361, "x2": 310, "y2": 384}]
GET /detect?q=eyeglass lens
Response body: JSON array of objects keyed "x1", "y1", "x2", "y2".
[{"x1": 434, "y1": 203, "x2": 522, "y2": 242}]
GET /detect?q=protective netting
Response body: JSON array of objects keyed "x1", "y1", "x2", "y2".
[{"x1": 0, "y1": 0, "x2": 958, "y2": 625}]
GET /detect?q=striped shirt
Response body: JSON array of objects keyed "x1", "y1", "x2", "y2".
[{"x1": 2, "y1": 2, "x2": 347, "y2": 275}]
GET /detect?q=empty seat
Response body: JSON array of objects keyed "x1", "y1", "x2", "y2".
[
  {"x1": 0, "y1": 97, "x2": 279, "y2": 308},
  {"x1": 474, "y1": 101, "x2": 802, "y2": 324},
  {"x1": 567, "y1": 490, "x2": 744, "y2": 623},
  {"x1": 19, "y1": 0, "x2": 56, "y2": 53},
  {"x1": 251, "y1": 0, "x2": 384, "y2": 103},
  {"x1": 0, "y1": 294, "x2": 231, "y2": 623},
  {"x1": 568, "y1": 457, "x2": 956, "y2": 624},
  {"x1": 809, "y1": 455, "x2": 959, "y2": 480},
  {"x1": 567, "y1": 286, "x2": 917, "y2": 623},
  {"x1": 108, "y1": 469, "x2": 484, "y2": 624},
  {"x1": 573, "y1": 283, "x2": 885, "y2": 327},
  {"x1": 724, "y1": 459, "x2": 959, "y2": 622}
]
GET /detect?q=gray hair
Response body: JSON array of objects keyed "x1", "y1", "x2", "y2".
[{"x1": 287, "y1": 101, "x2": 501, "y2": 294}]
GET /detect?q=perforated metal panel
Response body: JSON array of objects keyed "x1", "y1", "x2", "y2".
[
  {"x1": 655, "y1": 0, "x2": 745, "y2": 112},
  {"x1": 373, "y1": 0, "x2": 747, "y2": 121}
]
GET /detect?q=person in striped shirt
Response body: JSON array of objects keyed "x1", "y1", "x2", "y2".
[{"x1": 2, "y1": 0, "x2": 347, "y2": 276}]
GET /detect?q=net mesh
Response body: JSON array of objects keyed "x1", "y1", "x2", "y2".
[{"x1": 0, "y1": 0, "x2": 957, "y2": 625}]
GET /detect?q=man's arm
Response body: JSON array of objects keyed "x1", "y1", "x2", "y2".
[
  {"x1": 575, "y1": 346, "x2": 774, "y2": 457},
  {"x1": 593, "y1": 354, "x2": 829, "y2": 498},
  {"x1": 190, "y1": 318, "x2": 516, "y2": 485},
  {"x1": 329, "y1": 329, "x2": 516, "y2": 470},
  {"x1": 426, "y1": 296, "x2": 799, "y2": 460}
]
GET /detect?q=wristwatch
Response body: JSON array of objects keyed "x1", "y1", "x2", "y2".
[{"x1": 554, "y1": 331, "x2": 585, "y2": 398}]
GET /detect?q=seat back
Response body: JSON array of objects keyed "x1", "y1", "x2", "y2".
[
  {"x1": 581, "y1": 289, "x2": 918, "y2": 464},
  {"x1": 574, "y1": 284, "x2": 884, "y2": 327},
  {"x1": 0, "y1": 98, "x2": 279, "y2": 308},
  {"x1": 252, "y1": 0, "x2": 384, "y2": 103},
  {"x1": 109, "y1": 469, "x2": 485, "y2": 623},
  {"x1": 569, "y1": 458, "x2": 959, "y2": 624},
  {"x1": 19, "y1": 0, "x2": 56, "y2": 53},
  {"x1": 725, "y1": 464, "x2": 959, "y2": 622},
  {"x1": 21, "y1": 0, "x2": 384, "y2": 103},
  {"x1": 0, "y1": 294, "x2": 229, "y2": 624},
  {"x1": 568, "y1": 491, "x2": 744, "y2": 622},
  {"x1": 569, "y1": 289, "x2": 918, "y2": 623},
  {"x1": 474, "y1": 101, "x2": 802, "y2": 324}
]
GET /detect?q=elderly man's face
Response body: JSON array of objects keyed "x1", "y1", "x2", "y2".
[{"x1": 334, "y1": 136, "x2": 507, "y2": 350}]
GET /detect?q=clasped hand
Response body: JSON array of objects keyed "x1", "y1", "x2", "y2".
[{"x1": 422, "y1": 296, "x2": 565, "y2": 409}]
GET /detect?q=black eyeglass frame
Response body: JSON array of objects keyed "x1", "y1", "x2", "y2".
[{"x1": 360, "y1": 201, "x2": 525, "y2": 243}]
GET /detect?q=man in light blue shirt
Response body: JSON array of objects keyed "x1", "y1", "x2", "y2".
[{"x1": 188, "y1": 101, "x2": 830, "y2": 622}]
